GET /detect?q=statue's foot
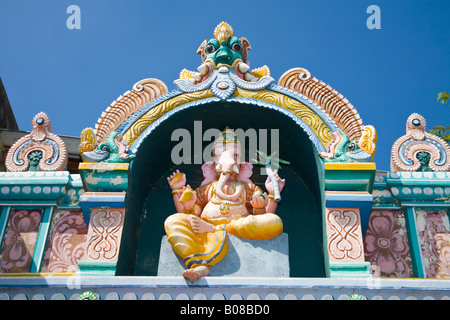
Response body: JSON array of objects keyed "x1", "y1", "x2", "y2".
[
  {"x1": 182, "y1": 265, "x2": 210, "y2": 281},
  {"x1": 189, "y1": 215, "x2": 215, "y2": 234}
]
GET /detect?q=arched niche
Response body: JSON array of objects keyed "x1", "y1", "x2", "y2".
[{"x1": 116, "y1": 100, "x2": 326, "y2": 277}]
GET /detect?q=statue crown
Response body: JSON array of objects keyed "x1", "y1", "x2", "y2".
[
  {"x1": 214, "y1": 22, "x2": 234, "y2": 43},
  {"x1": 213, "y1": 127, "x2": 241, "y2": 147}
]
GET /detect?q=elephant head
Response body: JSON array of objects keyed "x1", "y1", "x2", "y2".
[
  {"x1": 82, "y1": 131, "x2": 135, "y2": 163},
  {"x1": 319, "y1": 130, "x2": 372, "y2": 163},
  {"x1": 200, "y1": 128, "x2": 253, "y2": 200}
]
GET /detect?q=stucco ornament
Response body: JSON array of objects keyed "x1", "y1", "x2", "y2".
[
  {"x1": 5, "y1": 112, "x2": 68, "y2": 171},
  {"x1": 391, "y1": 113, "x2": 450, "y2": 171},
  {"x1": 319, "y1": 129, "x2": 373, "y2": 163},
  {"x1": 175, "y1": 22, "x2": 274, "y2": 100},
  {"x1": 81, "y1": 131, "x2": 135, "y2": 163},
  {"x1": 165, "y1": 128, "x2": 285, "y2": 281}
]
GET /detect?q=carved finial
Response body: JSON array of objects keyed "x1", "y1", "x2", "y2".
[
  {"x1": 391, "y1": 113, "x2": 450, "y2": 171},
  {"x1": 406, "y1": 113, "x2": 426, "y2": 140},
  {"x1": 5, "y1": 112, "x2": 68, "y2": 172},
  {"x1": 31, "y1": 112, "x2": 51, "y2": 142}
]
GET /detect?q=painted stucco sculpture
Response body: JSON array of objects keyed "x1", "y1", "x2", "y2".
[
  {"x1": 81, "y1": 131, "x2": 135, "y2": 163},
  {"x1": 78, "y1": 78, "x2": 168, "y2": 160},
  {"x1": 391, "y1": 113, "x2": 450, "y2": 171},
  {"x1": 174, "y1": 22, "x2": 274, "y2": 100},
  {"x1": 165, "y1": 128, "x2": 285, "y2": 281},
  {"x1": 319, "y1": 129, "x2": 374, "y2": 163},
  {"x1": 5, "y1": 112, "x2": 67, "y2": 172}
]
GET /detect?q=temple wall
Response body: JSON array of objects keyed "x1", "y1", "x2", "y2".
[{"x1": 364, "y1": 209, "x2": 414, "y2": 277}]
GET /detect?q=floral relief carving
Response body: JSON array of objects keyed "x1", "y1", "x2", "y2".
[
  {"x1": 0, "y1": 210, "x2": 42, "y2": 273},
  {"x1": 85, "y1": 208, "x2": 124, "y2": 262},
  {"x1": 326, "y1": 208, "x2": 364, "y2": 262},
  {"x1": 416, "y1": 209, "x2": 450, "y2": 278},
  {"x1": 364, "y1": 210, "x2": 412, "y2": 277},
  {"x1": 434, "y1": 233, "x2": 450, "y2": 278},
  {"x1": 41, "y1": 210, "x2": 88, "y2": 273}
]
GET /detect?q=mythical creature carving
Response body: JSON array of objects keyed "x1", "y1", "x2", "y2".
[
  {"x1": 175, "y1": 22, "x2": 274, "y2": 100},
  {"x1": 81, "y1": 131, "x2": 135, "y2": 163},
  {"x1": 391, "y1": 113, "x2": 450, "y2": 171},
  {"x1": 165, "y1": 128, "x2": 285, "y2": 281},
  {"x1": 319, "y1": 129, "x2": 374, "y2": 163},
  {"x1": 5, "y1": 112, "x2": 68, "y2": 171}
]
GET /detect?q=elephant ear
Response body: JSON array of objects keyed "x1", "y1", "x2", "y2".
[
  {"x1": 237, "y1": 162, "x2": 253, "y2": 184},
  {"x1": 201, "y1": 161, "x2": 217, "y2": 186}
]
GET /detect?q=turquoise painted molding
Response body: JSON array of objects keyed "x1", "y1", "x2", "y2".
[
  {"x1": 404, "y1": 207, "x2": 425, "y2": 278},
  {"x1": 30, "y1": 207, "x2": 53, "y2": 273},
  {"x1": 58, "y1": 174, "x2": 84, "y2": 209},
  {"x1": 329, "y1": 262, "x2": 372, "y2": 278},
  {"x1": 77, "y1": 261, "x2": 117, "y2": 276},
  {"x1": 387, "y1": 171, "x2": 450, "y2": 201},
  {"x1": 78, "y1": 163, "x2": 129, "y2": 192},
  {"x1": 0, "y1": 171, "x2": 70, "y2": 201},
  {"x1": 372, "y1": 171, "x2": 401, "y2": 208},
  {"x1": 0, "y1": 207, "x2": 11, "y2": 250},
  {"x1": 373, "y1": 171, "x2": 450, "y2": 207},
  {"x1": 324, "y1": 163, "x2": 376, "y2": 193}
]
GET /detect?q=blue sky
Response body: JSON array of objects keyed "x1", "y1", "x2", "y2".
[{"x1": 0, "y1": 0, "x2": 449, "y2": 171}]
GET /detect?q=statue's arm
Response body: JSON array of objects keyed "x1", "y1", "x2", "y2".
[
  {"x1": 264, "y1": 172, "x2": 285, "y2": 213},
  {"x1": 265, "y1": 197, "x2": 278, "y2": 214}
]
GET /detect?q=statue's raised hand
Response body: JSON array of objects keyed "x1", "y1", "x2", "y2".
[
  {"x1": 265, "y1": 169, "x2": 285, "y2": 195},
  {"x1": 167, "y1": 169, "x2": 186, "y2": 190}
]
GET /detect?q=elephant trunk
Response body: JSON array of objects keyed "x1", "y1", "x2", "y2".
[{"x1": 215, "y1": 170, "x2": 243, "y2": 201}]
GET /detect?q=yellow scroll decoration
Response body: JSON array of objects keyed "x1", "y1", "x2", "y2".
[
  {"x1": 79, "y1": 127, "x2": 97, "y2": 155},
  {"x1": 232, "y1": 88, "x2": 332, "y2": 148},
  {"x1": 358, "y1": 125, "x2": 377, "y2": 159},
  {"x1": 122, "y1": 90, "x2": 213, "y2": 146}
]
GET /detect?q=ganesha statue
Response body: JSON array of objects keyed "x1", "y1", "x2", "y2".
[{"x1": 165, "y1": 128, "x2": 285, "y2": 281}]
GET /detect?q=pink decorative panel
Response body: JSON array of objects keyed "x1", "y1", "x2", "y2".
[
  {"x1": 415, "y1": 209, "x2": 450, "y2": 278},
  {"x1": 84, "y1": 207, "x2": 125, "y2": 262},
  {"x1": 0, "y1": 209, "x2": 42, "y2": 273},
  {"x1": 325, "y1": 207, "x2": 365, "y2": 263},
  {"x1": 364, "y1": 210, "x2": 413, "y2": 277},
  {"x1": 41, "y1": 210, "x2": 88, "y2": 273},
  {"x1": 434, "y1": 233, "x2": 450, "y2": 278}
]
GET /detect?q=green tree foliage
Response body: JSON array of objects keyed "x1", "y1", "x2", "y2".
[
  {"x1": 430, "y1": 92, "x2": 450, "y2": 144},
  {"x1": 437, "y1": 91, "x2": 449, "y2": 104},
  {"x1": 430, "y1": 125, "x2": 450, "y2": 144}
]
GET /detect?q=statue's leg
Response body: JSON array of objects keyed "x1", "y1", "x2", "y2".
[
  {"x1": 226, "y1": 213, "x2": 283, "y2": 240},
  {"x1": 164, "y1": 213, "x2": 229, "y2": 271}
]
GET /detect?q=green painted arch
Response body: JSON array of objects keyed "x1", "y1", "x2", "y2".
[{"x1": 116, "y1": 100, "x2": 327, "y2": 277}]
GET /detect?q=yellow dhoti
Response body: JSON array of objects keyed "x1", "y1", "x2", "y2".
[{"x1": 164, "y1": 213, "x2": 283, "y2": 269}]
